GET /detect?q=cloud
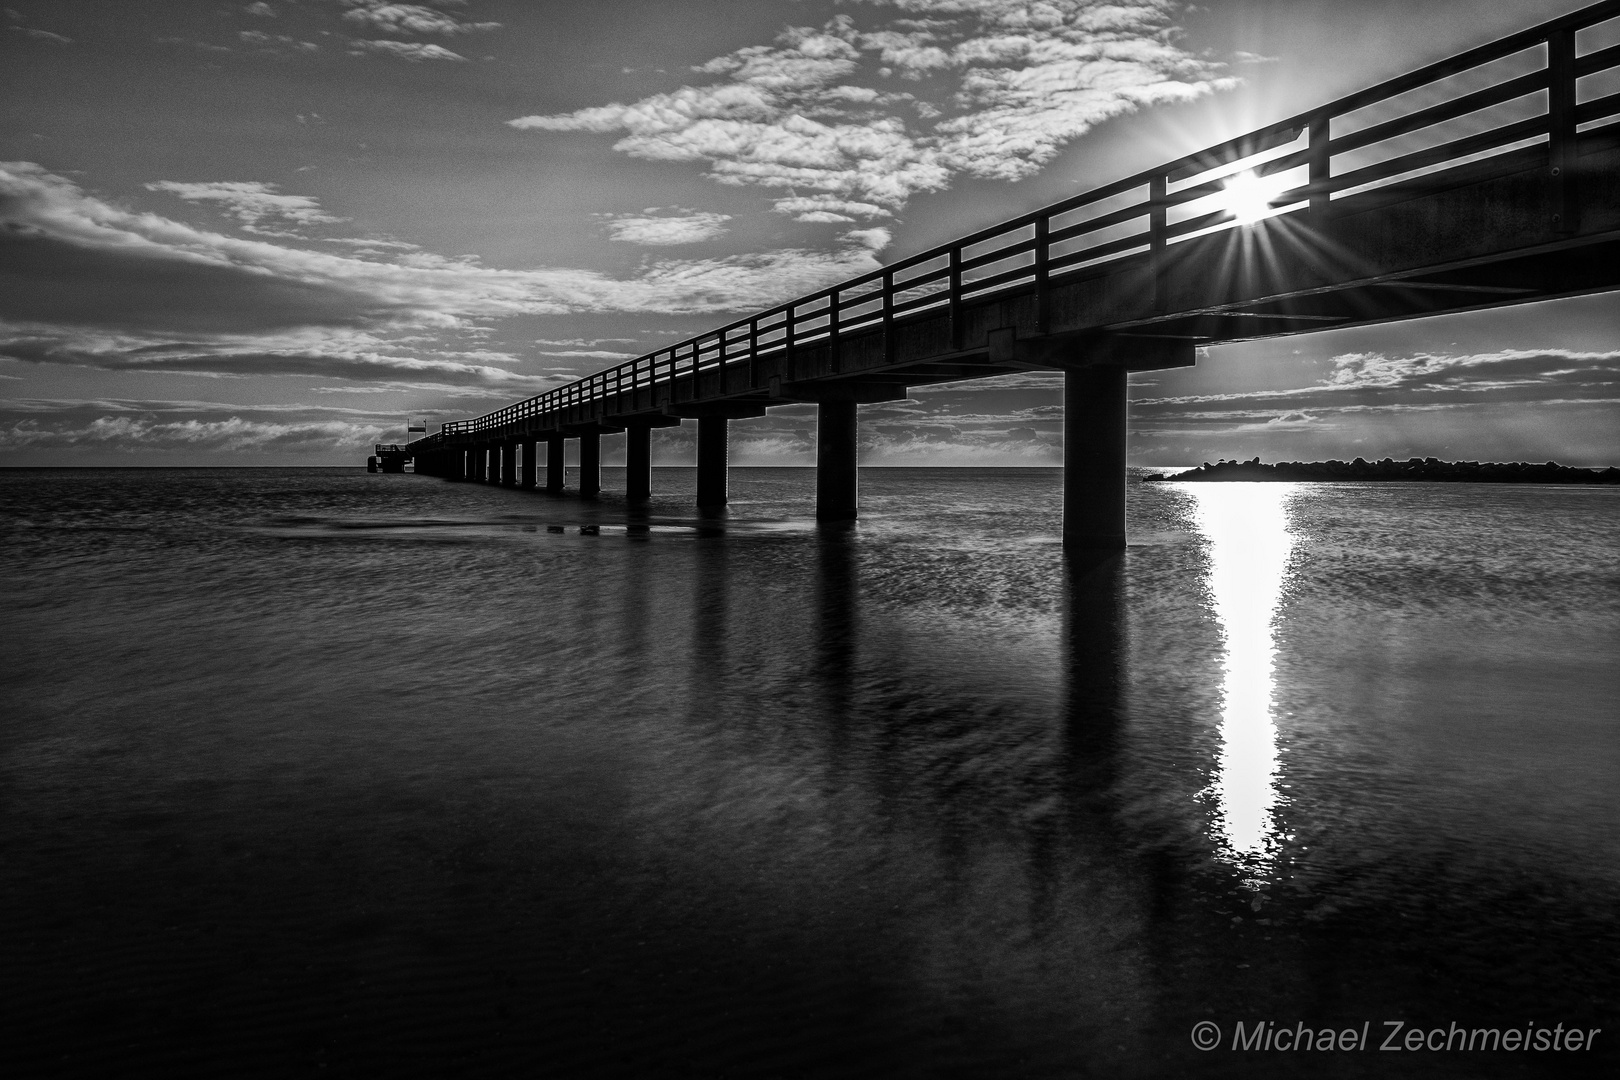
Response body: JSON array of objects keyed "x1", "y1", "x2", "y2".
[
  {"x1": 599, "y1": 208, "x2": 731, "y2": 245},
  {"x1": 1135, "y1": 349, "x2": 1620, "y2": 419},
  {"x1": 245, "y1": 2, "x2": 276, "y2": 16},
  {"x1": 350, "y1": 39, "x2": 466, "y2": 61},
  {"x1": 12, "y1": 26, "x2": 70, "y2": 42},
  {"x1": 146, "y1": 180, "x2": 344, "y2": 232},
  {"x1": 339, "y1": 1, "x2": 500, "y2": 37},
  {"x1": 1121, "y1": 347, "x2": 1620, "y2": 463},
  {"x1": 4, "y1": 162, "x2": 882, "y2": 329},
  {"x1": 238, "y1": 29, "x2": 319, "y2": 52},
  {"x1": 772, "y1": 195, "x2": 894, "y2": 221},
  {"x1": 509, "y1": 1, "x2": 1235, "y2": 218},
  {"x1": 0, "y1": 331, "x2": 556, "y2": 390},
  {"x1": 842, "y1": 226, "x2": 892, "y2": 251},
  {"x1": 0, "y1": 162, "x2": 886, "y2": 402},
  {"x1": 0, "y1": 414, "x2": 391, "y2": 455},
  {"x1": 0, "y1": 396, "x2": 435, "y2": 457}
]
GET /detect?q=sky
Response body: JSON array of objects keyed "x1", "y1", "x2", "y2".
[{"x1": 1, "y1": 0, "x2": 1616, "y2": 467}]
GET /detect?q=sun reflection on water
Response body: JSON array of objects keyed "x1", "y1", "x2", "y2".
[{"x1": 1190, "y1": 484, "x2": 1297, "y2": 881}]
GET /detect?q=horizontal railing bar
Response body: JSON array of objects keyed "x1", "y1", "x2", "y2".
[
  {"x1": 957, "y1": 264, "x2": 1039, "y2": 295},
  {"x1": 1045, "y1": 230, "x2": 1153, "y2": 269},
  {"x1": 957, "y1": 237, "x2": 1039, "y2": 274},
  {"x1": 1575, "y1": 40, "x2": 1620, "y2": 77},
  {"x1": 1577, "y1": 89, "x2": 1620, "y2": 123},
  {"x1": 1163, "y1": 208, "x2": 1241, "y2": 241},
  {"x1": 1328, "y1": 69, "x2": 1550, "y2": 154},
  {"x1": 1321, "y1": 113, "x2": 1549, "y2": 195},
  {"x1": 1045, "y1": 203, "x2": 1150, "y2": 245},
  {"x1": 1166, "y1": 125, "x2": 1307, "y2": 183},
  {"x1": 1320, "y1": 0, "x2": 1617, "y2": 120}
]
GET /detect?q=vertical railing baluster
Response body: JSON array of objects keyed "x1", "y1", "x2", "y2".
[
  {"x1": 948, "y1": 247, "x2": 962, "y2": 351},
  {"x1": 1308, "y1": 112, "x2": 1332, "y2": 219},
  {"x1": 829, "y1": 289, "x2": 842, "y2": 375},
  {"x1": 786, "y1": 304, "x2": 798, "y2": 380},
  {"x1": 1548, "y1": 27, "x2": 1577, "y2": 233},
  {"x1": 1034, "y1": 215, "x2": 1050, "y2": 336},
  {"x1": 882, "y1": 270, "x2": 895, "y2": 365},
  {"x1": 748, "y1": 318, "x2": 758, "y2": 389},
  {"x1": 1150, "y1": 173, "x2": 1168, "y2": 314}
]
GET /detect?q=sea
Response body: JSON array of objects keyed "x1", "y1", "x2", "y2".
[{"x1": 2, "y1": 466, "x2": 1616, "y2": 1078}]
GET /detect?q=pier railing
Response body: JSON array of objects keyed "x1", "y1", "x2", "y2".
[{"x1": 429, "y1": 0, "x2": 1620, "y2": 443}]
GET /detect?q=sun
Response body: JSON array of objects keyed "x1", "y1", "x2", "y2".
[{"x1": 1221, "y1": 170, "x2": 1290, "y2": 226}]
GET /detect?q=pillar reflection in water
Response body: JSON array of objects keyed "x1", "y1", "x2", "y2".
[{"x1": 1190, "y1": 484, "x2": 1296, "y2": 880}]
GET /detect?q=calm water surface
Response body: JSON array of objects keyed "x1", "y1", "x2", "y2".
[{"x1": 2, "y1": 467, "x2": 1616, "y2": 1077}]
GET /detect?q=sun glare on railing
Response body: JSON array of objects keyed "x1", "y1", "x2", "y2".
[{"x1": 1220, "y1": 170, "x2": 1292, "y2": 226}]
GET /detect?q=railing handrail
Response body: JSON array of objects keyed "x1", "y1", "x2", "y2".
[{"x1": 418, "y1": 0, "x2": 1620, "y2": 446}]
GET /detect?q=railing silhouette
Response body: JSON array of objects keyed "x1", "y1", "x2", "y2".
[{"x1": 433, "y1": 0, "x2": 1620, "y2": 441}]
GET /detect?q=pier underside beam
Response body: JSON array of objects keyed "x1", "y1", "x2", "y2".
[
  {"x1": 547, "y1": 434, "x2": 565, "y2": 493},
  {"x1": 696, "y1": 417, "x2": 728, "y2": 509},
  {"x1": 626, "y1": 425, "x2": 652, "y2": 503},
  {"x1": 579, "y1": 431, "x2": 601, "y2": 497},
  {"x1": 815, "y1": 399, "x2": 859, "y2": 522},
  {"x1": 1063, "y1": 364, "x2": 1127, "y2": 550}
]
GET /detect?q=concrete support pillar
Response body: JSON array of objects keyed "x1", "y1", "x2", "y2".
[
  {"x1": 521, "y1": 440, "x2": 537, "y2": 489},
  {"x1": 547, "y1": 434, "x2": 565, "y2": 493},
  {"x1": 696, "y1": 417, "x2": 728, "y2": 508},
  {"x1": 579, "y1": 431, "x2": 601, "y2": 497},
  {"x1": 815, "y1": 400, "x2": 858, "y2": 521},
  {"x1": 460, "y1": 449, "x2": 470, "y2": 480},
  {"x1": 501, "y1": 442, "x2": 517, "y2": 486},
  {"x1": 484, "y1": 445, "x2": 496, "y2": 483},
  {"x1": 626, "y1": 424, "x2": 652, "y2": 503},
  {"x1": 1063, "y1": 363, "x2": 1128, "y2": 550}
]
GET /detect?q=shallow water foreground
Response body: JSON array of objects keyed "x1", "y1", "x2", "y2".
[{"x1": 2, "y1": 467, "x2": 1616, "y2": 1077}]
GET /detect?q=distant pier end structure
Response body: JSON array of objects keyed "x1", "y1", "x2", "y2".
[{"x1": 400, "y1": 1, "x2": 1620, "y2": 548}]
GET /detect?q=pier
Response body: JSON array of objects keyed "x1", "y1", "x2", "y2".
[{"x1": 391, "y1": 1, "x2": 1620, "y2": 548}]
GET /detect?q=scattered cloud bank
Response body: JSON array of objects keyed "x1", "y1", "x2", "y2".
[
  {"x1": 0, "y1": 397, "x2": 408, "y2": 455},
  {"x1": 1126, "y1": 348, "x2": 1620, "y2": 462},
  {"x1": 14, "y1": 26, "x2": 71, "y2": 43},
  {"x1": 0, "y1": 161, "x2": 882, "y2": 415},
  {"x1": 1134, "y1": 348, "x2": 1620, "y2": 421},
  {"x1": 349, "y1": 38, "x2": 466, "y2": 61},
  {"x1": 600, "y1": 208, "x2": 731, "y2": 245},
  {"x1": 510, "y1": 0, "x2": 1236, "y2": 220},
  {"x1": 147, "y1": 180, "x2": 345, "y2": 234},
  {"x1": 239, "y1": 29, "x2": 319, "y2": 52},
  {"x1": 338, "y1": 1, "x2": 500, "y2": 37}
]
